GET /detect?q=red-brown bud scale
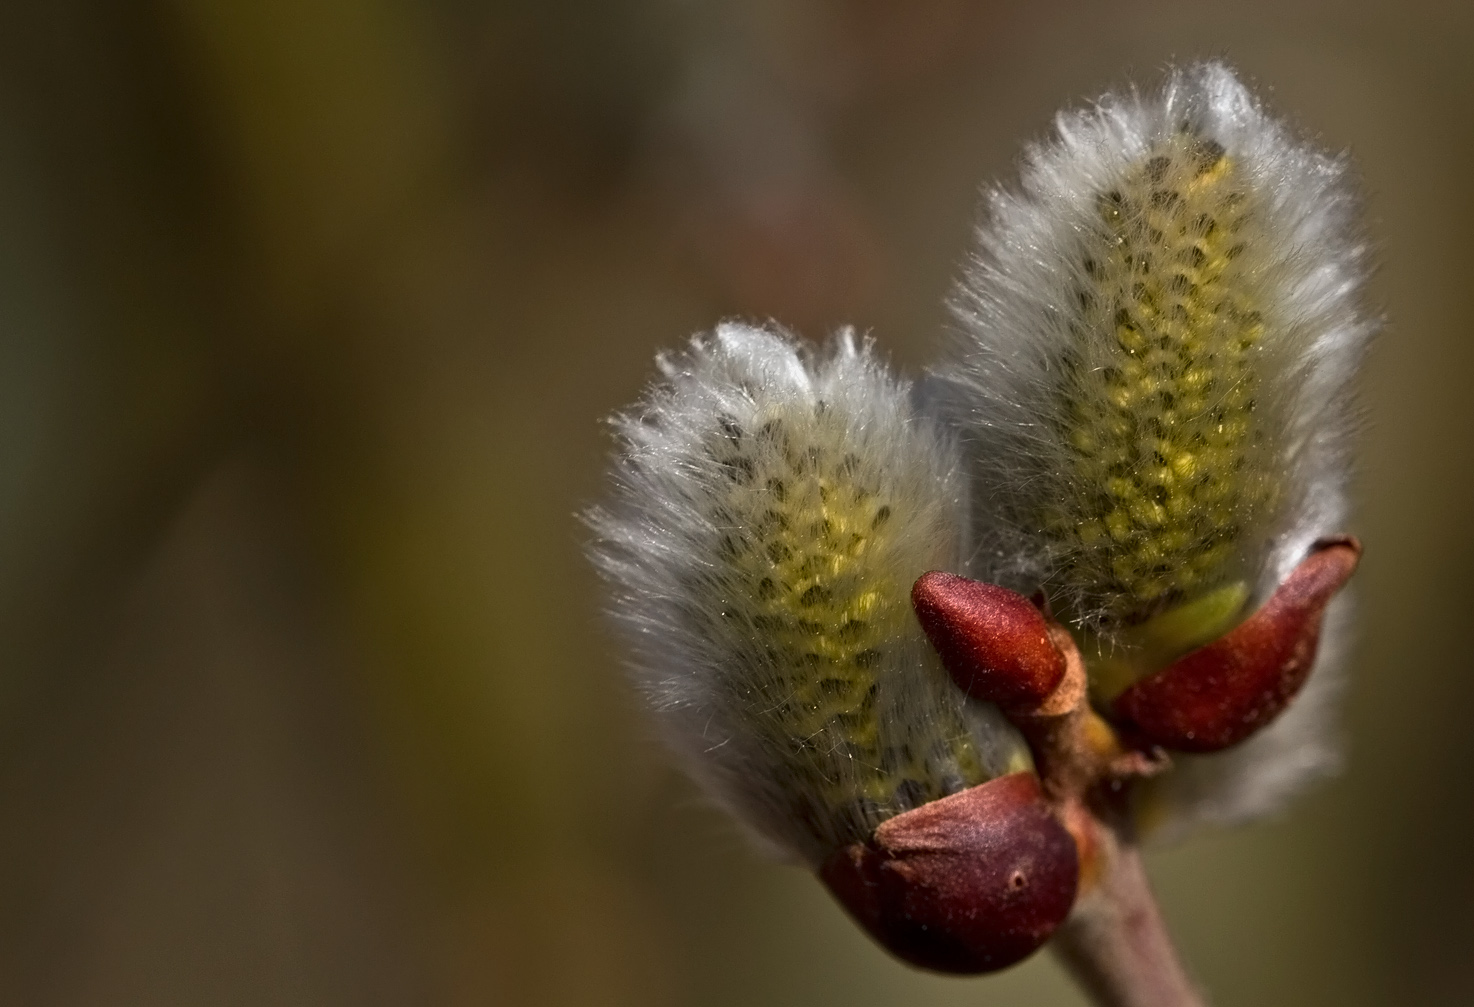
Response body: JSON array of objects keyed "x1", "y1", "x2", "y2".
[
  {"x1": 912, "y1": 572, "x2": 1068, "y2": 710},
  {"x1": 820, "y1": 772, "x2": 1080, "y2": 974},
  {"x1": 1113, "y1": 538, "x2": 1361, "y2": 752}
]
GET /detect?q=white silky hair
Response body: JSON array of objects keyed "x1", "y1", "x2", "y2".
[
  {"x1": 929, "y1": 63, "x2": 1373, "y2": 840},
  {"x1": 587, "y1": 324, "x2": 1028, "y2": 866}
]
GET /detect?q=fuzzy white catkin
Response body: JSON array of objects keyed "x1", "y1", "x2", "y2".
[
  {"x1": 587, "y1": 325, "x2": 1030, "y2": 866},
  {"x1": 935, "y1": 62, "x2": 1371, "y2": 631},
  {"x1": 931, "y1": 62, "x2": 1374, "y2": 835}
]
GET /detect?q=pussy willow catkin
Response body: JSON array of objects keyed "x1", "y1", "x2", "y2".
[
  {"x1": 587, "y1": 326, "x2": 1029, "y2": 865},
  {"x1": 936, "y1": 63, "x2": 1371, "y2": 652}
]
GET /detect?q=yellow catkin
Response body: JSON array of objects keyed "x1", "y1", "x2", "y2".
[
  {"x1": 1050, "y1": 132, "x2": 1277, "y2": 629},
  {"x1": 712, "y1": 408, "x2": 997, "y2": 831}
]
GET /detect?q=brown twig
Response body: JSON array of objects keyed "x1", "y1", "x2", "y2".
[
  {"x1": 1006, "y1": 621, "x2": 1204, "y2": 1007},
  {"x1": 1053, "y1": 830, "x2": 1205, "y2": 1007}
]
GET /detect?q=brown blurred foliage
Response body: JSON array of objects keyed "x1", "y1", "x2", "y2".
[{"x1": 0, "y1": 1, "x2": 1470, "y2": 1004}]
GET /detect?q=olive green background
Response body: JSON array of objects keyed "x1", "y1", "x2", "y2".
[{"x1": 0, "y1": 2, "x2": 1467, "y2": 1004}]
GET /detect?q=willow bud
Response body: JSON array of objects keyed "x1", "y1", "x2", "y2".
[{"x1": 911, "y1": 572, "x2": 1066, "y2": 710}]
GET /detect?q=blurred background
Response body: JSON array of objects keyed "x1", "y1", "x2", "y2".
[{"x1": 0, "y1": 1, "x2": 1468, "y2": 1004}]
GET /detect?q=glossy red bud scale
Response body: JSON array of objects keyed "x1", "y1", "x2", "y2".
[
  {"x1": 912, "y1": 572, "x2": 1067, "y2": 709},
  {"x1": 820, "y1": 772, "x2": 1080, "y2": 974},
  {"x1": 1113, "y1": 538, "x2": 1361, "y2": 752}
]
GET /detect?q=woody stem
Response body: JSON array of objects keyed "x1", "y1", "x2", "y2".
[
  {"x1": 1051, "y1": 827, "x2": 1205, "y2": 1007},
  {"x1": 1008, "y1": 626, "x2": 1203, "y2": 1007}
]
